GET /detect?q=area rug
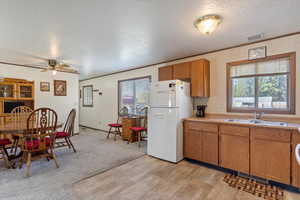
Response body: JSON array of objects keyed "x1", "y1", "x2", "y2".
[
  {"x1": 0, "y1": 128, "x2": 146, "y2": 200},
  {"x1": 223, "y1": 174, "x2": 284, "y2": 200}
]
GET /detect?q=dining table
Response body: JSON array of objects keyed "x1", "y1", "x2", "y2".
[{"x1": 0, "y1": 120, "x2": 63, "y2": 166}]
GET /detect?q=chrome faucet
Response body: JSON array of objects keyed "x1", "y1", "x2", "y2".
[{"x1": 254, "y1": 112, "x2": 264, "y2": 120}]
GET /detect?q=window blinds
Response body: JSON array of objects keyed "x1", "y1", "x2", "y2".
[{"x1": 230, "y1": 57, "x2": 290, "y2": 77}]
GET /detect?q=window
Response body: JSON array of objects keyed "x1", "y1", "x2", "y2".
[
  {"x1": 118, "y1": 76, "x2": 151, "y2": 115},
  {"x1": 227, "y1": 52, "x2": 296, "y2": 114},
  {"x1": 82, "y1": 85, "x2": 93, "y2": 107}
]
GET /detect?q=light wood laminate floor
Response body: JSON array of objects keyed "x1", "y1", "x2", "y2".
[{"x1": 73, "y1": 156, "x2": 300, "y2": 200}]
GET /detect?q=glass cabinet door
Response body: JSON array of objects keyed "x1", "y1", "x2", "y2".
[
  {"x1": 19, "y1": 84, "x2": 33, "y2": 98},
  {"x1": 0, "y1": 84, "x2": 15, "y2": 98}
]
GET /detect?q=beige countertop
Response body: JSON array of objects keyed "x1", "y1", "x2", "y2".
[{"x1": 185, "y1": 117, "x2": 300, "y2": 131}]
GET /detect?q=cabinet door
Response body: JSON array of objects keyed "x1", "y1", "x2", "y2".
[
  {"x1": 219, "y1": 134, "x2": 249, "y2": 174},
  {"x1": 173, "y1": 62, "x2": 190, "y2": 80},
  {"x1": 18, "y1": 84, "x2": 34, "y2": 99},
  {"x1": 202, "y1": 131, "x2": 218, "y2": 165},
  {"x1": 0, "y1": 83, "x2": 16, "y2": 99},
  {"x1": 190, "y1": 60, "x2": 210, "y2": 97},
  {"x1": 251, "y1": 139, "x2": 290, "y2": 184},
  {"x1": 292, "y1": 132, "x2": 300, "y2": 188},
  {"x1": 158, "y1": 66, "x2": 173, "y2": 81},
  {"x1": 184, "y1": 129, "x2": 202, "y2": 161}
]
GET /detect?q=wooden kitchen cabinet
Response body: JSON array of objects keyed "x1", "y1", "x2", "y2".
[
  {"x1": 158, "y1": 65, "x2": 173, "y2": 81},
  {"x1": 184, "y1": 121, "x2": 218, "y2": 165},
  {"x1": 292, "y1": 131, "x2": 300, "y2": 187},
  {"x1": 184, "y1": 129, "x2": 202, "y2": 161},
  {"x1": 201, "y1": 131, "x2": 218, "y2": 165},
  {"x1": 219, "y1": 125, "x2": 250, "y2": 174},
  {"x1": 190, "y1": 59, "x2": 210, "y2": 97},
  {"x1": 250, "y1": 128, "x2": 291, "y2": 184},
  {"x1": 158, "y1": 59, "x2": 210, "y2": 97},
  {"x1": 173, "y1": 62, "x2": 190, "y2": 80}
]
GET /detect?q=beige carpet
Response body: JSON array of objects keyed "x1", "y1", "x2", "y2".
[{"x1": 0, "y1": 127, "x2": 146, "y2": 200}]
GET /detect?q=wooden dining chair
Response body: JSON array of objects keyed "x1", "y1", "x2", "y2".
[
  {"x1": 129, "y1": 107, "x2": 148, "y2": 147},
  {"x1": 107, "y1": 107, "x2": 128, "y2": 141},
  {"x1": 55, "y1": 109, "x2": 77, "y2": 153},
  {"x1": 10, "y1": 106, "x2": 33, "y2": 155},
  {"x1": 19, "y1": 108, "x2": 59, "y2": 177}
]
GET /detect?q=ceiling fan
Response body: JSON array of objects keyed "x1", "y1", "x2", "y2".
[
  {"x1": 0, "y1": 49, "x2": 78, "y2": 74},
  {"x1": 41, "y1": 59, "x2": 78, "y2": 75}
]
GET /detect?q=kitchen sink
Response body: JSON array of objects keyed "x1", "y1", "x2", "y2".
[{"x1": 224, "y1": 119, "x2": 288, "y2": 127}]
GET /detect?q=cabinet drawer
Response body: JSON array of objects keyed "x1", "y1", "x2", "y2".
[
  {"x1": 186, "y1": 121, "x2": 218, "y2": 133},
  {"x1": 251, "y1": 128, "x2": 291, "y2": 143},
  {"x1": 220, "y1": 125, "x2": 249, "y2": 137}
]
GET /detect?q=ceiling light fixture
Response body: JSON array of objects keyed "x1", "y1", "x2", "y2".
[
  {"x1": 194, "y1": 14, "x2": 222, "y2": 35},
  {"x1": 52, "y1": 70, "x2": 57, "y2": 75}
]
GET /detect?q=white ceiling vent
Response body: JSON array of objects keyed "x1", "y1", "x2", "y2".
[{"x1": 248, "y1": 33, "x2": 265, "y2": 42}]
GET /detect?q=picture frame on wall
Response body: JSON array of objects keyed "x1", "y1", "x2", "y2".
[
  {"x1": 54, "y1": 80, "x2": 67, "y2": 96},
  {"x1": 40, "y1": 82, "x2": 50, "y2": 92},
  {"x1": 248, "y1": 46, "x2": 267, "y2": 60}
]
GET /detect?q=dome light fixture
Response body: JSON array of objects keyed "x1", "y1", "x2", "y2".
[{"x1": 194, "y1": 14, "x2": 222, "y2": 35}]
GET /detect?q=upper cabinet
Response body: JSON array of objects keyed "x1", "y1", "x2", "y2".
[
  {"x1": 18, "y1": 83, "x2": 34, "y2": 100},
  {"x1": 173, "y1": 62, "x2": 190, "y2": 80},
  {"x1": 158, "y1": 59, "x2": 210, "y2": 97},
  {"x1": 0, "y1": 82, "x2": 16, "y2": 99},
  {"x1": 190, "y1": 59, "x2": 210, "y2": 97},
  {"x1": 0, "y1": 78, "x2": 34, "y2": 100},
  {"x1": 158, "y1": 65, "x2": 173, "y2": 81}
]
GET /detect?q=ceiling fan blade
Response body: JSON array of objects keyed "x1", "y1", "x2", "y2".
[
  {"x1": 56, "y1": 67, "x2": 78, "y2": 73},
  {"x1": 41, "y1": 68, "x2": 49, "y2": 72},
  {"x1": 1, "y1": 49, "x2": 49, "y2": 61},
  {"x1": 57, "y1": 63, "x2": 71, "y2": 68}
]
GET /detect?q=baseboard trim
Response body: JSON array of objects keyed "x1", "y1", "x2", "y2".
[{"x1": 79, "y1": 125, "x2": 108, "y2": 133}]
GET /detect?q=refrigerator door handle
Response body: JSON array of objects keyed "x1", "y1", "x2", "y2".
[{"x1": 154, "y1": 113, "x2": 164, "y2": 118}]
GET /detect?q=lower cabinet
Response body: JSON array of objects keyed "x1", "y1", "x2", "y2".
[
  {"x1": 250, "y1": 128, "x2": 291, "y2": 184},
  {"x1": 183, "y1": 120, "x2": 297, "y2": 187},
  {"x1": 184, "y1": 122, "x2": 218, "y2": 165},
  {"x1": 184, "y1": 129, "x2": 202, "y2": 161},
  {"x1": 219, "y1": 125, "x2": 250, "y2": 174},
  {"x1": 201, "y1": 131, "x2": 218, "y2": 165}
]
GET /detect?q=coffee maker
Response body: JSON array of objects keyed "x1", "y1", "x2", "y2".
[{"x1": 196, "y1": 105, "x2": 207, "y2": 117}]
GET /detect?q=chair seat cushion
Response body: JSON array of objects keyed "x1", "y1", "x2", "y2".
[
  {"x1": 56, "y1": 131, "x2": 70, "y2": 138},
  {"x1": 25, "y1": 138, "x2": 51, "y2": 150},
  {"x1": 108, "y1": 123, "x2": 122, "y2": 128},
  {"x1": 0, "y1": 139, "x2": 12, "y2": 146},
  {"x1": 130, "y1": 127, "x2": 147, "y2": 132}
]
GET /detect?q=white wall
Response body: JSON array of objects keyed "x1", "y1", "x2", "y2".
[
  {"x1": 80, "y1": 34, "x2": 300, "y2": 130},
  {"x1": 80, "y1": 67, "x2": 156, "y2": 130},
  {"x1": 0, "y1": 64, "x2": 79, "y2": 133}
]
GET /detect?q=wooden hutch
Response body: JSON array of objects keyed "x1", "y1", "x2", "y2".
[{"x1": 0, "y1": 78, "x2": 34, "y2": 122}]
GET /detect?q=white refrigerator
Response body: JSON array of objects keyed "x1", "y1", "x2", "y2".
[{"x1": 147, "y1": 80, "x2": 192, "y2": 163}]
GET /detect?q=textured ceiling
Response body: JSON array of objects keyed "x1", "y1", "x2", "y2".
[{"x1": 0, "y1": 0, "x2": 300, "y2": 79}]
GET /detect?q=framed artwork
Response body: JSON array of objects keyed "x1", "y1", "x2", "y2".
[
  {"x1": 40, "y1": 82, "x2": 50, "y2": 92},
  {"x1": 248, "y1": 46, "x2": 267, "y2": 60},
  {"x1": 54, "y1": 80, "x2": 67, "y2": 96}
]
